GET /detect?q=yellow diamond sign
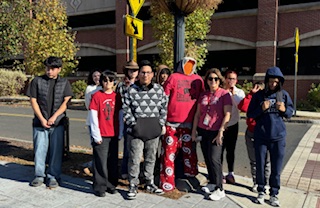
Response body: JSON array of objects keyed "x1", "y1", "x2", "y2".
[
  {"x1": 125, "y1": 15, "x2": 143, "y2": 40},
  {"x1": 128, "y1": 0, "x2": 145, "y2": 16}
]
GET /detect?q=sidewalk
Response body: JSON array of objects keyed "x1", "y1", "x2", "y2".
[
  {"x1": 1, "y1": 99, "x2": 320, "y2": 207},
  {"x1": 1, "y1": 124, "x2": 320, "y2": 207}
]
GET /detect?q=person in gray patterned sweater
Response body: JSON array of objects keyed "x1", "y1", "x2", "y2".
[{"x1": 123, "y1": 60, "x2": 168, "y2": 199}]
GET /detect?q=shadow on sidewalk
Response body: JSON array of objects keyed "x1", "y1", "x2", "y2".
[{"x1": 0, "y1": 139, "x2": 94, "y2": 194}]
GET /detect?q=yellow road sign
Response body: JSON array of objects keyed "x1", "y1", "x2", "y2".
[
  {"x1": 125, "y1": 15, "x2": 143, "y2": 40},
  {"x1": 128, "y1": 0, "x2": 145, "y2": 16},
  {"x1": 294, "y1": 27, "x2": 300, "y2": 53}
]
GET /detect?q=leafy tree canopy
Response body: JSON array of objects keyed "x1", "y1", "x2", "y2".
[{"x1": 150, "y1": 1, "x2": 222, "y2": 71}]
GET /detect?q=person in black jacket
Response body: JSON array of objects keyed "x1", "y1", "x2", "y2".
[
  {"x1": 247, "y1": 66, "x2": 294, "y2": 207},
  {"x1": 26, "y1": 56, "x2": 73, "y2": 189}
]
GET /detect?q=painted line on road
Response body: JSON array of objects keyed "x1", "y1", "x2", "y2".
[{"x1": 0, "y1": 112, "x2": 86, "y2": 122}]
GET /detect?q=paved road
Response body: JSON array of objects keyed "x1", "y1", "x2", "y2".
[{"x1": 0, "y1": 105, "x2": 312, "y2": 178}]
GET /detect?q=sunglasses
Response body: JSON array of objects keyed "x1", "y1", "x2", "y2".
[{"x1": 208, "y1": 77, "x2": 219, "y2": 82}]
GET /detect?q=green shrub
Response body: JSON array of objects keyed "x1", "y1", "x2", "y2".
[
  {"x1": 71, "y1": 80, "x2": 87, "y2": 99},
  {"x1": 0, "y1": 69, "x2": 27, "y2": 96},
  {"x1": 297, "y1": 83, "x2": 320, "y2": 112},
  {"x1": 236, "y1": 80, "x2": 253, "y2": 95}
]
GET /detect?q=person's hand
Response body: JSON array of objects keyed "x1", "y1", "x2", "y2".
[
  {"x1": 212, "y1": 131, "x2": 224, "y2": 145},
  {"x1": 262, "y1": 100, "x2": 270, "y2": 111},
  {"x1": 276, "y1": 102, "x2": 286, "y2": 112},
  {"x1": 95, "y1": 140, "x2": 102, "y2": 145},
  {"x1": 251, "y1": 84, "x2": 260, "y2": 94},
  {"x1": 191, "y1": 131, "x2": 197, "y2": 142},
  {"x1": 40, "y1": 118, "x2": 50, "y2": 128},
  {"x1": 229, "y1": 87, "x2": 235, "y2": 95},
  {"x1": 161, "y1": 126, "x2": 166, "y2": 135},
  {"x1": 47, "y1": 116, "x2": 57, "y2": 126}
]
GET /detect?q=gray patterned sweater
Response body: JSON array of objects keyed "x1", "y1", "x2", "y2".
[{"x1": 123, "y1": 81, "x2": 168, "y2": 127}]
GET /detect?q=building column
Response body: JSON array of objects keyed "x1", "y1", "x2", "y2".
[
  {"x1": 115, "y1": 0, "x2": 129, "y2": 74},
  {"x1": 256, "y1": 0, "x2": 279, "y2": 73}
]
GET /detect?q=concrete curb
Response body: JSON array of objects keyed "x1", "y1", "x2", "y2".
[{"x1": 0, "y1": 96, "x2": 84, "y2": 104}]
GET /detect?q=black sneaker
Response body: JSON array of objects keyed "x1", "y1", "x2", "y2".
[
  {"x1": 146, "y1": 184, "x2": 164, "y2": 195},
  {"x1": 107, "y1": 187, "x2": 118, "y2": 194},
  {"x1": 94, "y1": 191, "x2": 106, "y2": 197},
  {"x1": 127, "y1": 184, "x2": 138, "y2": 199}
]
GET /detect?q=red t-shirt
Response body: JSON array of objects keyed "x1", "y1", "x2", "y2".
[
  {"x1": 197, "y1": 88, "x2": 232, "y2": 131},
  {"x1": 164, "y1": 73, "x2": 204, "y2": 123},
  {"x1": 89, "y1": 91, "x2": 120, "y2": 137}
]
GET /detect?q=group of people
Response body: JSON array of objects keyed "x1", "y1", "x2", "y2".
[{"x1": 27, "y1": 56, "x2": 293, "y2": 207}]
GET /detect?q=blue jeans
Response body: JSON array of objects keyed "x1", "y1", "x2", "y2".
[{"x1": 33, "y1": 125, "x2": 64, "y2": 180}]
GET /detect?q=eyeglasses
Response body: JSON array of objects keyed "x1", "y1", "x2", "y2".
[
  {"x1": 208, "y1": 77, "x2": 219, "y2": 82},
  {"x1": 103, "y1": 78, "x2": 114, "y2": 83},
  {"x1": 140, "y1": 71, "x2": 153, "y2": 75},
  {"x1": 227, "y1": 77, "x2": 236, "y2": 80}
]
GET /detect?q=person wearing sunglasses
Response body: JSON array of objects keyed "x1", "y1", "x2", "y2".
[
  {"x1": 191, "y1": 68, "x2": 232, "y2": 201},
  {"x1": 89, "y1": 70, "x2": 121, "y2": 197}
]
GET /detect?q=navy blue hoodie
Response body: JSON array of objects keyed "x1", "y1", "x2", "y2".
[{"x1": 247, "y1": 67, "x2": 294, "y2": 141}]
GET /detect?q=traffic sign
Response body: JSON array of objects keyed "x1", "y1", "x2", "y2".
[
  {"x1": 125, "y1": 15, "x2": 143, "y2": 40},
  {"x1": 128, "y1": 0, "x2": 145, "y2": 16},
  {"x1": 294, "y1": 27, "x2": 300, "y2": 53}
]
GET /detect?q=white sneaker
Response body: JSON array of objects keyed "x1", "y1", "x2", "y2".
[
  {"x1": 201, "y1": 184, "x2": 216, "y2": 193},
  {"x1": 209, "y1": 189, "x2": 225, "y2": 201},
  {"x1": 255, "y1": 192, "x2": 265, "y2": 204},
  {"x1": 270, "y1": 195, "x2": 280, "y2": 207},
  {"x1": 252, "y1": 184, "x2": 258, "y2": 193}
]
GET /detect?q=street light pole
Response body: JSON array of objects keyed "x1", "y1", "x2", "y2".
[{"x1": 174, "y1": 11, "x2": 185, "y2": 71}]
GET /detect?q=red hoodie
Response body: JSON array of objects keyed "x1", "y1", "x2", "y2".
[
  {"x1": 164, "y1": 72, "x2": 204, "y2": 123},
  {"x1": 238, "y1": 91, "x2": 256, "y2": 132}
]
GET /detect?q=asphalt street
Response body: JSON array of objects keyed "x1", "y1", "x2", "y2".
[{"x1": 0, "y1": 105, "x2": 312, "y2": 179}]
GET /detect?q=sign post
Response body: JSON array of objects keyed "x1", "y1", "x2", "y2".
[
  {"x1": 294, "y1": 27, "x2": 300, "y2": 116},
  {"x1": 126, "y1": 0, "x2": 145, "y2": 62}
]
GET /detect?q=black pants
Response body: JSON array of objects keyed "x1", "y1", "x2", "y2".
[
  {"x1": 198, "y1": 127, "x2": 223, "y2": 190},
  {"x1": 221, "y1": 122, "x2": 239, "y2": 173},
  {"x1": 92, "y1": 137, "x2": 118, "y2": 193}
]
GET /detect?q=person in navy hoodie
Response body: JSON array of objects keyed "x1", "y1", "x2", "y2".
[{"x1": 247, "y1": 66, "x2": 293, "y2": 207}]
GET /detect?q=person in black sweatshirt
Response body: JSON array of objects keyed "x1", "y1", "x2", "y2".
[{"x1": 247, "y1": 66, "x2": 294, "y2": 207}]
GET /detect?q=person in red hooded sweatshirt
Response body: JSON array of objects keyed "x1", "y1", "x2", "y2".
[
  {"x1": 238, "y1": 82, "x2": 270, "y2": 193},
  {"x1": 160, "y1": 57, "x2": 204, "y2": 192}
]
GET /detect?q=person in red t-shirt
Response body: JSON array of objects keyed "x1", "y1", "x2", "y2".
[
  {"x1": 89, "y1": 70, "x2": 121, "y2": 197},
  {"x1": 160, "y1": 57, "x2": 204, "y2": 192},
  {"x1": 238, "y1": 81, "x2": 270, "y2": 193}
]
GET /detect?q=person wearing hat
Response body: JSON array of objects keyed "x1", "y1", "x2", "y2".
[
  {"x1": 116, "y1": 60, "x2": 139, "y2": 180},
  {"x1": 247, "y1": 66, "x2": 294, "y2": 206}
]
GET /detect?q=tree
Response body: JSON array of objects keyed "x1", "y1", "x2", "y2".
[
  {"x1": 0, "y1": 0, "x2": 78, "y2": 76},
  {"x1": 150, "y1": 1, "x2": 222, "y2": 71},
  {"x1": 0, "y1": 0, "x2": 30, "y2": 63},
  {"x1": 24, "y1": 0, "x2": 78, "y2": 76}
]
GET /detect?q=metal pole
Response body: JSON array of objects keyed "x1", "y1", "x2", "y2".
[
  {"x1": 174, "y1": 11, "x2": 185, "y2": 71},
  {"x1": 294, "y1": 53, "x2": 298, "y2": 116},
  {"x1": 129, "y1": 9, "x2": 134, "y2": 61}
]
